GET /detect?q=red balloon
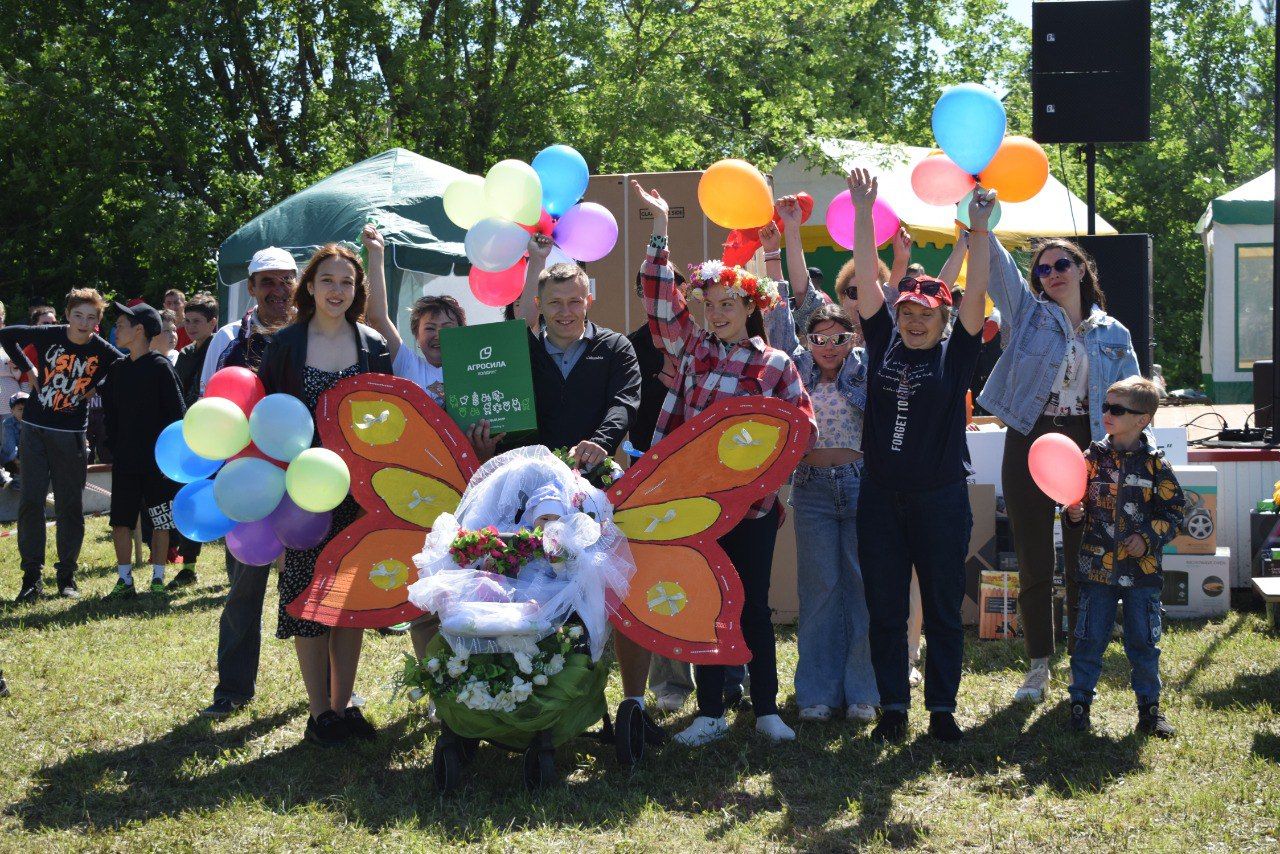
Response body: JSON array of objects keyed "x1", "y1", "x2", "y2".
[
  {"x1": 206, "y1": 367, "x2": 265, "y2": 416},
  {"x1": 470, "y1": 258, "x2": 528, "y2": 307},
  {"x1": 230, "y1": 441, "x2": 288, "y2": 470},
  {"x1": 521, "y1": 209, "x2": 555, "y2": 237},
  {"x1": 1028, "y1": 432, "x2": 1087, "y2": 505}
]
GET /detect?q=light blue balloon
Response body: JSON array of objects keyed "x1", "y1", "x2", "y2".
[
  {"x1": 154, "y1": 420, "x2": 222, "y2": 483},
  {"x1": 532, "y1": 144, "x2": 589, "y2": 217},
  {"x1": 173, "y1": 480, "x2": 236, "y2": 543},
  {"x1": 932, "y1": 83, "x2": 1007, "y2": 176},
  {"x1": 956, "y1": 189, "x2": 1003, "y2": 230},
  {"x1": 213, "y1": 457, "x2": 286, "y2": 523},
  {"x1": 248, "y1": 393, "x2": 314, "y2": 462}
]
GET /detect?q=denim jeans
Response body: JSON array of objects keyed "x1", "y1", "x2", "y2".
[
  {"x1": 17, "y1": 423, "x2": 87, "y2": 589},
  {"x1": 213, "y1": 551, "x2": 271, "y2": 704},
  {"x1": 858, "y1": 476, "x2": 971, "y2": 713},
  {"x1": 694, "y1": 505, "x2": 780, "y2": 718},
  {"x1": 791, "y1": 460, "x2": 878, "y2": 709},
  {"x1": 648, "y1": 657, "x2": 743, "y2": 701},
  {"x1": 1069, "y1": 581, "x2": 1163, "y2": 706}
]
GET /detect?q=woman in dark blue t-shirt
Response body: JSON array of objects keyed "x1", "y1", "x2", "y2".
[{"x1": 848, "y1": 168, "x2": 996, "y2": 743}]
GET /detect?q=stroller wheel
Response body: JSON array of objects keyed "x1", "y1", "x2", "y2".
[
  {"x1": 523, "y1": 732, "x2": 556, "y2": 790},
  {"x1": 433, "y1": 740, "x2": 462, "y2": 794},
  {"x1": 615, "y1": 698, "x2": 646, "y2": 767},
  {"x1": 459, "y1": 736, "x2": 480, "y2": 765}
]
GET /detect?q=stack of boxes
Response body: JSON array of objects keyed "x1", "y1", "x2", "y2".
[{"x1": 1162, "y1": 465, "x2": 1230, "y2": 618}]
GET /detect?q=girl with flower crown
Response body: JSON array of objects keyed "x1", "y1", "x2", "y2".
[{"x1": 633, "y1": 180, "x2": 815, "y2": 747}]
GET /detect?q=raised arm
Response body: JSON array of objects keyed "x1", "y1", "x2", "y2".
[
  {"x1": 776, "y1": 196, "x2": 811, "y2": 300},
  {"x1": 938, "y1": 230, "x2": 969, "y2": 287},
  {"x1": 520, "y1": 234, "x2": 554, "y2": 332},
  {"x1": 958, "y1": 188, "x2": 997, "y2": 336},
  {"x1": 889, "y1": 225, "x2": 912, "y2": 287},
  {"x1": 633, "y1": 180, "x2": 698, "y2": 357},
  {"x1": 848, "y1": 169, "x2": 883, "y2": 320},
  {"x1": 360, "y1": 225, "x2": 403, "y2": 361}
]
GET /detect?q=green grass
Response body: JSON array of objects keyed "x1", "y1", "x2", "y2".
[{"x1": 1, "y1": 518, "x2": 1279, "y2": 852}]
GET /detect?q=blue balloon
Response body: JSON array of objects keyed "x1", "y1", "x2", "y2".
[
  {"x1": 532, "y1": 144, "x2": 589, "y2": 217},
  {"x1": 931, "y1": 83, "x2": 1007, "y2": 176},
  {"x1": 173, "y1": 480, "x2": 236, "y2": 543},
  {"x1": 213, "y1": 457, "x2": 286, "y2": 523},
  {"x1": 155, "y1": 420, "x2": 222, "y2": 483},
  {"x1": 248, "y1": 393, "x2": 314, "y2": 463}
]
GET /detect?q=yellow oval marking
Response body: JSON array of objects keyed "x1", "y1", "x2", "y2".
[
  {"x1": 349, "y1": 400, "x2": 407, "y2": 446},
  {"x1": 614, "y1": 497, "x2": 720, "y2": 541},
  {"x1": 371, "y1": 469, "x2": 461, "y2": 528},
  {"x1": 716, "y1": 420, "x2": 781, "y2": 471}
]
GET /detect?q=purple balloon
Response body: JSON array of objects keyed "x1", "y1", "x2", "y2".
[
  {"x1": 226, "y1": 519, "x2": 285, "y2": 566},
  {"x1": 267, "y1": 494, "x2": 333, "y2": 550},
  {"x1": 552, "y1": 202, "x2": 618, "y2": 263}
]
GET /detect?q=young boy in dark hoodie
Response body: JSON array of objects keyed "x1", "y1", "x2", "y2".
[
  {"x1": 1064, "y1": 376, "x2": 1185, "y2": 738},
  {"x1": 103, "y1": 302, "x2": 186, "y2": 598}
]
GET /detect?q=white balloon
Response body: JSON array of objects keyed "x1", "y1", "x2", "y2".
[{"x1": 465, "y1": 217, "x2": 530, "y2": 273}]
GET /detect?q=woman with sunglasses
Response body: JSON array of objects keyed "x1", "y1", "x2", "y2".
[
  {"x1": 977, "y1": 238, "x2": 1141, "y2": 706},
  {"x1": 634, "y1": 180, "x2": 815, "y2": 748},
  {"x1": 850, "y1": 168, "x2": 993, "y2": 743}
]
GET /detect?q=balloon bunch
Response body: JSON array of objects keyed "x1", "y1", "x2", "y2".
[
  {"x1": 443, "y1": 145, "x2": 618, "y2": 308},
  {"x1": 912, "y1": 83, "x2": 1051, "y2": 227},
  {"x1": 155, "y1": 367, "x2": 350, "y2": 565}
]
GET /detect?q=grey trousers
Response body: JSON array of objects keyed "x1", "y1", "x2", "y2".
[
  {"x1": 18, "y1": 423, "x2": 87, "y2": 589},
  {"x1": 213, "y1": 551, "x2": 271, "y2": 704}
]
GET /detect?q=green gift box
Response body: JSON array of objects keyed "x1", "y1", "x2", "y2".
[{"x1": 441, "y1": 319, "x2": 538, "y2": 438}]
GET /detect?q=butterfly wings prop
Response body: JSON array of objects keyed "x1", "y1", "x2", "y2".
[
  {"x1": 285, "y1": 375, "x2": 479, "y2": 628},
  {"x1": 606, "y1": 397, "x2": 812, "y2": 665}
]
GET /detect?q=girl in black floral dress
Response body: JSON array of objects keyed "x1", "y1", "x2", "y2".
[{"x1": 259, "y1": 243, "x2": 393, "y2": 747}]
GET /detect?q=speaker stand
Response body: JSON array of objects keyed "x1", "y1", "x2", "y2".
[{"x1": 1086, "y1": 143, "x2": 1097, "y2": 236}]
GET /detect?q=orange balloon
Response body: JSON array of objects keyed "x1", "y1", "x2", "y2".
[
  {"x1": 978, "y1": 136, "x2": 1049, "y2": 203},
  {"x1": 698, "y1": 159, "x2": 774, "y2": 229}
]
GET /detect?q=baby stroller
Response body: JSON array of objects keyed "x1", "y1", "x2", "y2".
[{"x1": 405, "y1": 448, "x2": 643, "y2": 791}]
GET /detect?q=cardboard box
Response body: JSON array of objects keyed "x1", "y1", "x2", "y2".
[
  {"x1": 979, "y1": 570, "x2": 1021, "y2": 640},
  {"x1": 439, "y1": 319, "x2": 538, "y2": 437},
  {"x1": 1162, "y1": 548, "x2": 1231, "y2": 618},
  {"x1": 1165, "y1": 465, "x2": 1217, "y2": 555}
]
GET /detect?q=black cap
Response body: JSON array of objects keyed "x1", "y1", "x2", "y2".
[
  {"x1": 8, "y1": 391, "x2": 27, "y2": 409},
  {"x1": 807, "y1": 265, "x2": 824, "y2": 282},
  {"x1": 114, "y1": 301, "x2": 162, "y2": 339}
]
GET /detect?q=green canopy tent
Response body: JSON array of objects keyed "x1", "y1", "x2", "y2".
[
  {"x1": 216, "y1": 148, "x2": 503, "y2": 338},
  {"x1": 1196, "y1": 169, "x2": 1274, "y2": 402}
]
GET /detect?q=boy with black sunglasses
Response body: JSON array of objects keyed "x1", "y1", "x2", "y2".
[{"x1": 1064, "y1": 376, "x2": 1185, "y2": 738}]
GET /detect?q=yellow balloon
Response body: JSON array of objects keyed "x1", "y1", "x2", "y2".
[
  {"x1": 443, "y1": 175, "x2": 486, "y2": 229},
  {"x1": 698, "y1": 159, "x2": 774, "y2": 229},
  {"x1": 182, "y1": 397, "x2": 250, "y2": 460},
  {"x1": 483, "y1": 160, "x2": 543, "y2": 226},
  {"x1": 285, "y1": 448, "x2": 351, "y2": 512}
]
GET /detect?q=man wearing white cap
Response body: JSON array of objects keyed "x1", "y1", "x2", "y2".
[
  {"x1": 198, "y1": 247, "x2": 297, "y2": 719},
  {"x1": 198, "y1": 246, "x2": 298, "y2": 392}
]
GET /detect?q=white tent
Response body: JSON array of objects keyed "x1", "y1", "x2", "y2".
[{"x1": 1196, "y1": 170, "x2": 1274, "y2": 402}]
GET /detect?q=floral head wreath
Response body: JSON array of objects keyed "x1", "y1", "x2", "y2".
[{"x1": 686, "y1": 260, "x2": 782, "y2": 312}]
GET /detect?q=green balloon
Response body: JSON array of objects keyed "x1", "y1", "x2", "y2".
[
  {"x1": 483, "y1": 159, "x2": 543, "y2": 226},
  {"x1": 285, "y1": 447, "x2": 351, "y2": 513},
  {"x1": 956, "y1": 189, "x2": 1002, "y2": 231},
  {"x1": 183, "y1": 397, "x2": 250, "y2": 460}
]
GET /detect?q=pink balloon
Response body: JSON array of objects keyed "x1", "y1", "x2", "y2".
[
  {"x1": 226, "y1": 518, "x2": 285, "y2": 565},
  {"x1": 206, "y1": 367, "x2": 266, "y2": 416},
  {"x1": 911, "y1": 155, "x2": 977, "y2": 206},
  {"x1": 553, "y1": 202, "x2": 618, "y2": 262},
  {"x1": 469, "y1": 258, "x2": 527, "y2": 307},
  {"x1": 825, "y1": 191, "x2": 900, "y2": 250},
  {"x1": 1028, "y1": 432, "x2": 1088, "y2": 505}
]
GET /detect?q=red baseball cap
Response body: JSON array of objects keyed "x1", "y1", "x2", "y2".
[{"x1": 893, "y1": 275, "x2": 953, "y2": 310}]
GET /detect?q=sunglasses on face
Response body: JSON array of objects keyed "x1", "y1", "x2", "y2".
[
  {"x1": 841, "y1": 286, "x2": 857, "y2": 301},
  {"x1": 897, "y1": 277, "x2": 948, "y2": 298},
  {"x1": 808, "y1": 332, "x2": 856, "y2": 347},
  {"x1": 1033, "y1": 257, "x2": 1076, "y2": 278},
  {"x1": 1101, "y1": 401, "x2": 1150, "y2": 417}
]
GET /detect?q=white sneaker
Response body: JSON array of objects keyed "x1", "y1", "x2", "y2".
[
  {"x1": 754, "y1": 714, "x2": 796, "y2": 742},
  {"x1": 655, "y1": 692, "x2": 687, "y2": 713},
  {"x1": 674, "y1": 715, "x2": 728, "y2": 746},
  {"x1": 909, "y1": 665, "x2": 923, "y2": 689},
  {"x1": 1013, "y1": 659, "x2": 1051, "y2": 703},
  {"x1": 847, "y1": 703, "x2": 877, "y2": 722},
  {"x1": 799, "y1": 704, "x2": 833, "y2": 722}
]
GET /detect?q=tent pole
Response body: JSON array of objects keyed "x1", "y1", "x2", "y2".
[{"x1": 1271, "y1": 19, "x2": 1279, "y2": 444}]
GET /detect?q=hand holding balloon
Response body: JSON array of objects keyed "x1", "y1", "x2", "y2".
[
  {"x1": 967, "y1": 186, "x2": 998, "y2": 229},
  {"x1": 528, "y1": 232, "x2": 554, "y2": 264},
  {"x1": 758, "y1": 221, "x2": 782, "y2": 253},
  {"x1": 775, "y1": 195, "x2": 803, "y2": 231},
  {"x1": 1066, "y1": 502, "x2": 1084, "y2": 523},
  {"x1": 892, "y1": 226, "x2": 913, "y2": 268}
]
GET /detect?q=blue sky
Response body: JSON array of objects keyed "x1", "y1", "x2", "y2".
[{"x1": 1006, "y1": 0, "x2": 1032, "y2": 26}]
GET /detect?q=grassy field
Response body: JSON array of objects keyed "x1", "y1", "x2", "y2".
[{"x1": 1, "y1": 517, "x2": 1278, "y2": 852}]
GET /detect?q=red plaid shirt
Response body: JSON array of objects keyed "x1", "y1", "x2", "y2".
[{"x1": 641, "y1": 239, "x2": 815, "y2": 518}]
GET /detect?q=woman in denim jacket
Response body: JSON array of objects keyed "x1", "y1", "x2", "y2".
[{"x1": 976, "y1": 234, "x2": 1141, "y2": 705}]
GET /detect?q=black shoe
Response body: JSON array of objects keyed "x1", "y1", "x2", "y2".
[
  {"x1": 927, "y1": 711, "x2": 964, "y2": 742},
  {"x1": 344, "y1": 706, "x2": 378, "y2": 741},
  {"x1": 1136, "y1": 703, "x2": 1174, "y2": 739},
  {"x1": 14, "y1": 584, "x2": 40, "y2": 604},
  {"x1": 199, "y1": 698, "x2": 247, "y2": 719},
  {"x1": 305, "y1": 710, "x2": 351, "y2": 747},
  {"x1": 642, "y1": 709, "x2": 668, "y2": 746},
  {"x1": 1068, "y1": 701, "x2": 1091, "y2": 732},
  {"x1": 871, "y1": 709, "x2": 908, "y2": 743},
  {"x1": 0, "y1": 670, "x2": 8, "y2": 698},
  {"x1": 166, "y1": 568, "x2": 198, "y2": 590}
]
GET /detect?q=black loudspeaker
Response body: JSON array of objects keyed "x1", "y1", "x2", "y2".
[
  {"x1": 1252, "y1": 361, "x2": 1273, "y2": 428},
  {"x1": 1072, "y1": 234, "x2": 1153, "y2": 377},
  {"x1": 1031, "y1": 0, "x2": 1152, "y2": 144}
]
